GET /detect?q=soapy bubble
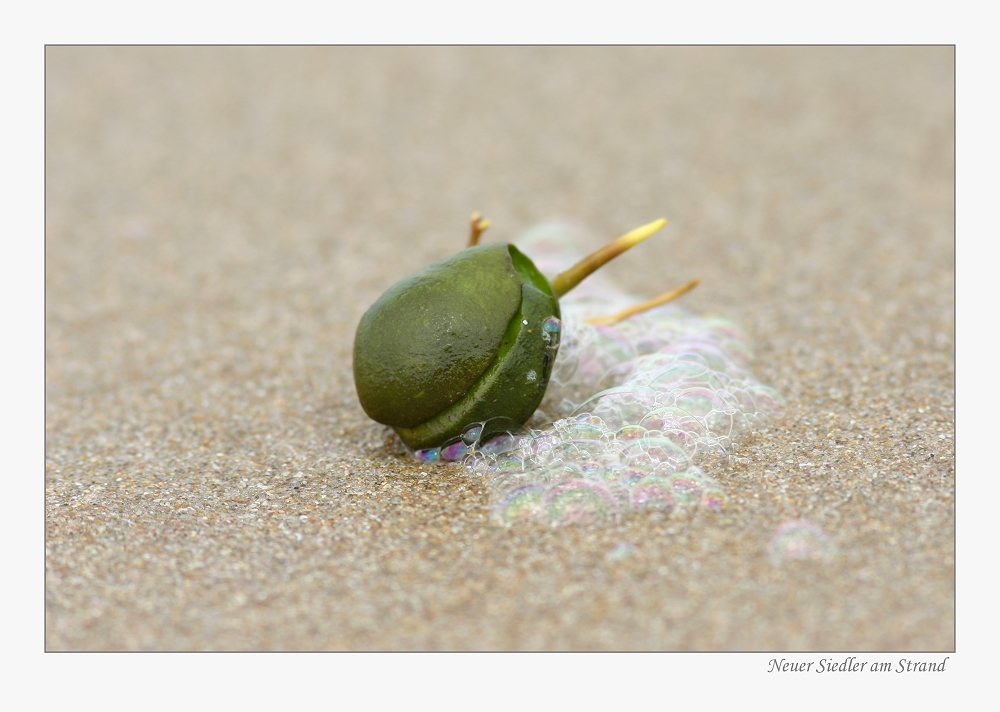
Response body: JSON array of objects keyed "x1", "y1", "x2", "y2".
[
  {"x1": 491, "y1": 451, "x2": 526, "y2": 473},
  {"x1": 543, "y1": 480, "x2": 618, "y2": 524},
  {"x1": 669, "y1": 471, "x2": 707, "y2": 504},
  {"x1": 414, "y1": 448, "x2": 439, "y2": 463},
  {"x1": 616, "y1": 424, "x2": 647, "y2": 441},
  {"x1": 623, "y1": 437, "x2": 688, "y2": 472},
  {"x1": 768, "y1": 520, "x2": 834, "y2": 565},
  {"x1": 674, "y1": 387, "x2": 723, "y2": 418},
  {"x1": 492, "y1": 485, "x2": 547, "y2": 525},
  {"x1": 701, "y1": 489, "x2": 728, "y2": 512},
  {"x1": 479, "y1": 432, "x2": 519, "y2": 456},
  {"x1": 619, "y1": 462, "x2": 656, "y2": 487},
  {"x1": 440, "y1": 440, "x2": 469, "y2": 462},
  {"x1": 746, "y1": 385, "x2": 786, "y2": 418},
  {"x1": 631, "y1": 476, "x2": 676, "y2": 512},
  {"x1": 462, "y1": 424, "x2": 483, "y2": 445}
]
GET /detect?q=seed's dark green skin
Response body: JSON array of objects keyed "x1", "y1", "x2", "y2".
[
  {"x1": 353, "y1": 244, "x2": 521, "y2": 428},
  {"x1": 353, "y1": 243, "x2": 561, "y2": 451}
]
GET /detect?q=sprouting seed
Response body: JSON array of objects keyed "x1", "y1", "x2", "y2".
[{"x1": 353, "y1": 213, "x2": 698, "y2": 451}]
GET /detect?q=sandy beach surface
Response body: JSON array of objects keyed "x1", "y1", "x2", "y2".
[{"x1": 45, "y1": 46, "x2": 954, "y2": 650}]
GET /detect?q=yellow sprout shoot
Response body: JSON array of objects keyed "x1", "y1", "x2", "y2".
[
  {"x1": 549, "y1": 218, "x2": 667, "y2": 298},
  {"x1": 586, "y1": 278, "x2": 700, "y2": 326},
  {"x1": 467, "y1": 212, "x2": 492, "y2": 247}
]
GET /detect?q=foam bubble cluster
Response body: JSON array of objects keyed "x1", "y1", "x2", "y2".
[{"x1": 411, "y1": 221, "x2": 785, "y2": 526}]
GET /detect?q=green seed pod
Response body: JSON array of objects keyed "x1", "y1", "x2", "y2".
[{"x1": 353, "y1": 216, "x2": 671, "y2": 451}]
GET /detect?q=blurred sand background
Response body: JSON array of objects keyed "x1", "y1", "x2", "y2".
[{"x1": 45, "y1": 46, "x2": 954, "y2": 650}]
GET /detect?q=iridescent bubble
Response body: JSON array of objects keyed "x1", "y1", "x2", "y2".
[
  {"x1": 591, "y1": 403, "x2": 627, "y2": 430},
  {"x1": 703, "y1": 318, "x2": 752, "y2": 365},
  {"x1": 598, "y1": 462, "x2": 628, "y2": 485},
  {"x1": 619, "y1": 463, "x2": 655, "y2": 487},
  {"x1": 565, "y1": 423, "x2": 605, "y2": 441},
  {"x1": 747, "y1": 385, "x2": 786, "y2": 418},
  {"x1": 462, "y1": 424, "x2": 484, "y2": 445},
  {"x1": 632, "y1": 352, "x2": 681, "y2": 374},
  {"x1": 544, "y1": 480, "x2": 618, "y2": 524},
  {"x1": 649, "y1": 361, "x2": 721, "y2": 391},
  {"x1": 591, "y1": 326, "x2": 635, "y2": 361},
  {"x1": 575, "y1": 456, "x2": 607, "y2": 479},
  {"x1": 493, "y1": 485, "x2": 546, "y2": 525},
  {"x1": 706, "y1": 410, "x2": 733, "y2": 438},
  {"x1": 492, "y1": 451, "x2": 526, "y2": 473},
  {"x1": 701, "y1": 489, "x2": 728, "y2": 512},
  {"x1": 631, "y1": 476, "x2": 676, "y2": 512},
  {"x1": 652, "y1": 458, "x2": 687, "y2": 478},
  {"x1": 635, "y1": 335, "x2": 668, "y2": 354},
  {"x1": 729, "y1": 412, "x2": 752, "y2": 441},
  {"x1": 658, "y1": 349, "x2": 710, "y2": 369},
  {"x1": 693, "y1": 440, "x2": 729, "y2": 462},
  {"x1": 572, "y1": 326, "x2": 635, "y2": 385},
  {"x1": 669, "y1": 472, "x2": 706, "y2": 503},
  {"x1": 577, "y1": 386, "x2": 657, "y2": 413},
  {"x1": 414, "y1": 448, "x2": 439, "y2": 463},
  {"x1": 545, "y1": 441, "x2": 581, "y2": 462},
  {"x1": 675, "y1": 388, "x2": 722, "y2": 418},
  {"x1": 661, "y1": 428, "x2": 700, "y2": 456},
  {"x1": 713, "y1": 389, "x2": 740, "y2": 411},
  {"x1": 704, "y1": 317, "x2": 746, "y2": 341},
  {"x1": 486, "y1": 470, "x2": 529, "y2": 494},
  {"x1": 464, "y1": 453, "x2": 489, "y2": 475},
  {"x1": 575, "y1": 436, "x2": 609, "y2": 454},
  {"x1": 479, "y1": 433, "x2": 519, "y2": 456},
  {"x1": 730, "y1": 388, "x2": 757, "y2": 417},
  {"x1": 542, "y1": 316, "x2": 562, "y2": 340},
  {"x1": 640, "y1": 407, "x2": 705, "y2": 436},
  {"x1": 768, "y1": 520, "x2": 834, "y2": 565},
  {"x1": 440, "y1": 440, "x2": 469, "y2": 461},
  {"x1": 602, "y1": 361, "x2": 636, "y2": 386},
  {"x1": 538, "y1": 462, "x2": 586, "y2": 485},
  {"x1": 616, "y1": 424, "x2": 647, "y2": 441},
  {"x1": 527, "y1": 433, "x2": 561, "y2": 459},
  {"x1": 716, "y1": 338, "x2": 752, "y2": 365},
  {"x1": 623, "y1": 437, "x2": 689, "y2": 472},
  {"x1": 658, "y1": 340, "x2": 734, "y2": 372},
  {"x1": 600, "y1": 392, "x2": 656, "y2": 425}
]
